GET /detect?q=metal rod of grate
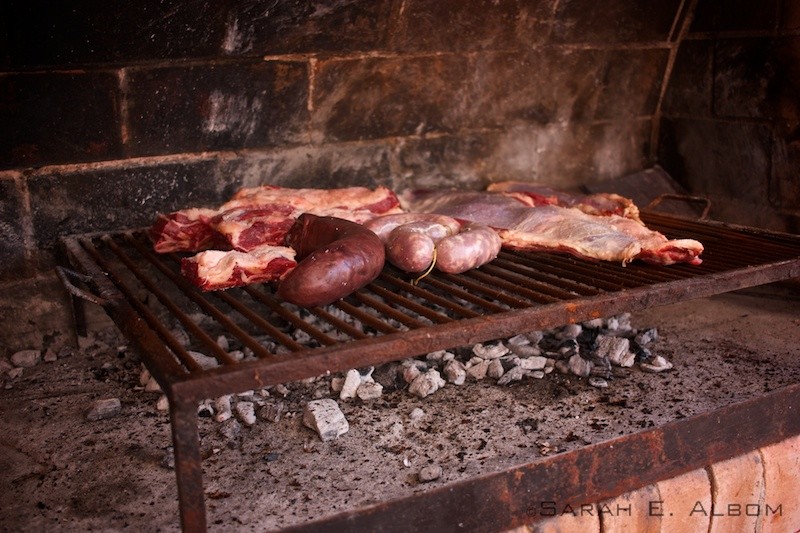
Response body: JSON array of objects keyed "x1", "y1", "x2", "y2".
[{"x1": 59, "y1": 213, "x2": 800, "y2": 532}]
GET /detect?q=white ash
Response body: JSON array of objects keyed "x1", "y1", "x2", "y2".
[
  {"x1": 235, "y1": 401, "x2": 257, "y2": 426},
  {"x1": 640, "y1": 355, "x2": 674, "y2": 373},
  {"x1": 86, "y1": 398, "x2": 122, "y2": 421},
  {"x1": 214, "y1": 395, "x2": 233, "y2": 422},
  {"x1": 259, "y1": 402, "x2": 285, "y2": 423},
  {"x1": 418, "y1": 464, "x2": 443, "y2": 483},
  {"x1": 302, "y1": 399, "x2": 349, "y2": 442},
  {"x1": 11, "y1": 349, "x2": 41, "y2": 368},
  {"x1": 156, "y1": 395, "x2": 169, "y2": 411},
  {"x1": 189, "y1": 351, "x2": 219, "y2": 370},
  {"x1": 443, "y1": 359, "x2": 466, "y2": 385},
  {"x1": 465, "y1": 359, "x2": 490, "y2": 381},
  {"x1": 472, "y1": 342, "x2": 509, "y2": 359},
  {"x1": 497, "y1": 365, "x2": 526, "y2": 385},
  {"x1": 356, "y1": 381, "x2": 383, "y2": 401},
  {"x1": 487, "y1": 359, "x2": 505, "y2": 379},
  {"x1": 339, "y1": 369, "x2": 361, "y2": 400},
  {"x1": 408, "y1": 369, "x2": 445, "y2": 398}
]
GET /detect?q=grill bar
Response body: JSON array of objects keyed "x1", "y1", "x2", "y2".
[{"x1": 58, "y1": 213, "x2": 800, "y2": 532}]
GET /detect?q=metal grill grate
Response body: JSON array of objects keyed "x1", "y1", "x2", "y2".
[{"x1": 58, "y1": 212, "x2": 800, "y2": 532}]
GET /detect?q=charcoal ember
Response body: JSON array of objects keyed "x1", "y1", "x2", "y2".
[
  {"x1": 594, "y1": 335, "x2": 633, "y2": 367},
  {"x1": 577, "y1": 326, "x2": 601, "y2": 346},
  {"x1": 582, "y1": 318, "x2": 604, "y2": 329},
  {"x1": 508, "y1": 343, "x2": 542, "y2": 357},
  {"x1": 156, "y1": 395, "x2": 169, "y2": 411},
  {"x1": 356, "y1": 381, "x2": 383, "y2": 401},
  {"x1": 161, "y1": 447, "x2": 175, "y2": 470},
  {"x1": 443, "y1": 359, "x2": 466, "y2": 385},
  {"x1": 589, "y1": 356, "x2": 613, "y2": 379},
  {"x1": 556, "y1": 324, "x2": 582, "y2": 340},
  {"x1": 473, "y1": 342, "x2": 509, "y2": 359},
  {"x1": 425, "y1": 350, "x2": 454, "y2": 365},
  {"x1": 487, "y1": 359, "x2": 505, "y2": 379},
  {"x1": 11, "y1": 349, "x2": 41, "y2": 368},
  {"x1": 168, "y1": 327, "x2": 190, "y2": 347},
  {"x1": 408, "y1": 369, "x2": 446, "y2": 398},
  {"x1": 567, "y1": 354, "x2": 593, "y2": 377},
  {"x1": 302, "y1": 399, "x2": 349, "y2": 441},
  {"x1": 371, "y1": 363, "x2": 402, "y2": 390},
  {"x1": 589, "y1": 377, "x2": 609, "y2": 388},
  {"x1": 631, "y1": 341, "x2": 655, "y2": 363},
  {"x1": 418, "y1": 464, "x2": 443, "y2": 483},
  {"x1": 401, "y1": 360, "x2": 426, "y2": 384},
  {"x1": 235, "y1": 401, "x2": 257, "y2": 426},
  {"x1": 259, "y1": 402, "x2": 285, "y2": 423},
  {"x1": 523, "y1": 331, "x2": 544, "y2": 345},
  {"x1": 214, "y1": 395, "x2": 233, "y2": 422},
  {"x1": 634, "y1": 327, "x2": 659, "y2": 346},
  {"x1": 197, "y1": 400, "x2": 214, "y2": 418},
  {"x1": 216, "y1": 335, "x2": 230, "y2": 352},
  {"x1": 218, "y1": 418, "x2": 242, "y2": 444},
  {"x1": 517, "y1": 355, "x2": 548, "y2": 371},
  {"x1": 465, "y1": 359, "x2": 490, "y2": 380},
  {"x1": 506, "y1": 334, "x2": 531, "y2": 347},
  {"x1": 554, "y1": 359, "x2": 570, "y2": 374},
  {"x1": 640, "y1": 355, "x2": 673, "y2": 373},
  {"x1": 557, "y1": 339, "x2": 579, "y2": 357},
  {"x1": 189, "y1": 351, "x2": 219, "y2": 370},
  {"x1": 497, "y1": 365, "x2": 526, "y2": 385},
  {"x1": 86, "y1": 398, "x2": 122, "y2": 421},
  {"x1": 605, "y1": 313, "x2": 632, "y2": 333},
  {"x1": 339, "y1": 369, "x2": 361, "y2": 400}
]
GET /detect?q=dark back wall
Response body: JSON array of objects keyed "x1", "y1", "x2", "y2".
[{"x1": 1, "y1": 0, "x2": 798, "y2": 350}]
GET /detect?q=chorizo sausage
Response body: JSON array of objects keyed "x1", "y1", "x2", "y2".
[
  {"x1": 277, "y1": 214, "x2": 385, "y2": 307},
  {"x1": 384, "y1": 221, "x2": 450, "y2": 273},
  {"x1": 364, "y1": 213, "x2": 460, "y2": 240},
  {"x1": 435, "y1": 223, "x2": 502, "y2": 273}
]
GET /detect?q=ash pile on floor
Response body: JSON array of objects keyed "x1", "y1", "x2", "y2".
[{"x1": 127, "y1": 312, "x2": 671, "y2": 444}]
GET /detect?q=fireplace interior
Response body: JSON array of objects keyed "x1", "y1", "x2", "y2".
[{"x1": 1, "y1": 1, "x2": 800, "y2": 532}]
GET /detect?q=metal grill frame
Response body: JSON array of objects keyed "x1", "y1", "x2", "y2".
[{"x1": 58, "y1": 212, "x2": 800, "y2": 532}]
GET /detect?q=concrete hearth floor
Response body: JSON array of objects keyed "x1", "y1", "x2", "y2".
[{"x1": 1, "y1": 284, "x2": 799, "y2": 532}]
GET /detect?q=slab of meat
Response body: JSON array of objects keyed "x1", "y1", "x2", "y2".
[
  {"x1": 181, "y1": 244, "x2": 297, "y2": 291},
  {"x1": 149, "y1": 208, "x2": 227, "y2": 253},
  {"x1": 150, "y1": 185, "x2": 402, "y2": 253},
  {"x1": 486, "y1": 181, "x2": 641, "y2": 221},
  {"x1": 402, "y1": 190, "x2": 703, "y2": 266}
]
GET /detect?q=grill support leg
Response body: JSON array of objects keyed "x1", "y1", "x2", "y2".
[{"x1": 170, "y1": 396, "x2": 207, "y2": 533}]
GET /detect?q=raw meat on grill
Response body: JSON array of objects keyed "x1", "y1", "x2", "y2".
[
  {"x1": 402, "y1": 190, "x2": 703, "y2": 266},
  {"x1": 149, "y1": 208, "x2": 226, "y2": 254},
  {"x1": 486, "y1": 181, "x2": 641, "y2": 221},
  {"x1": 150, "y1": 185, "x2": 402, "y2": 253},
  {"x1": 181, "y1": 244, "x2": 297, "y2": 291}
]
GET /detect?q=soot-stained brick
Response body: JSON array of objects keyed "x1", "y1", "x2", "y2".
[
  {"x1": 4, "y1": 0, "x2": 225, "y2": 67},
  {"x1": 691, "y1": 0, "x2": 779, "y2": 33},
  {"x1": 0, "y1": 177, "x2": 28, "y2": 280},
  {"x1": 125, "y1": 61, "x2": 309, "y2": 157},
  {"x1": 0, "y1": 72, "x2": 123, "y2": 170},
  {"x1": 28, "y1": 159, "x2": 225, "y2": 250},
  {"x1": 390, "y1": 0, "x2": 549, "y2": 52},
  {"x1": 224, "y1": 0, "x2": 394, "y2": 55},
  {"x1": 312, "y1": 56, "x2": 471, "y2": 142},
  {"x1": 550, "y1": 0, "x2": 680, "y2": 44}
]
